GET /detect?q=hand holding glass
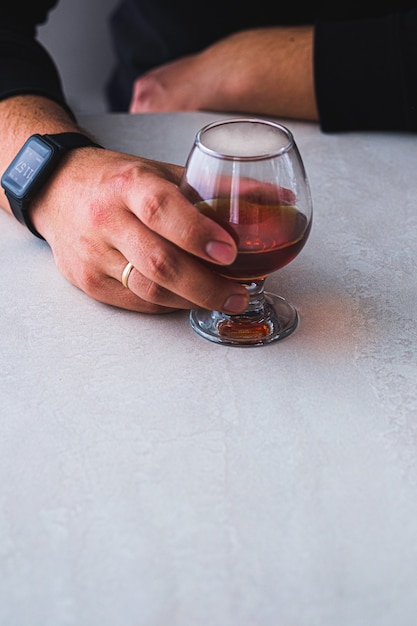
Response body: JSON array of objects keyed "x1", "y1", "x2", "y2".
[{"x1": 180, "y1": 118, "x2": 313, "y2": 346}]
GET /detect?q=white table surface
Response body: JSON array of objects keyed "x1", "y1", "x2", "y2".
[{"x1": 1, "y1": 112, "x2": 417, "y2": 626}]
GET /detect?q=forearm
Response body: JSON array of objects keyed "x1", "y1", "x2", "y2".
[
  {"x1": 203, "y1": 26, "x2": 318, "y2": 121},
  {"x1": 130, "y1": 26, "x2": 319, "y2": 122}
]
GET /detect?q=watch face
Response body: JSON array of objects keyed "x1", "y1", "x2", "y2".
[{"x1": 1, "y1": 135, "x2": 54, "y2": 199}]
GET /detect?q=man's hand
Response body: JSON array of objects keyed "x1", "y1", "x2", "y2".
[
  {"x1": 0, "y1": 96, "x2": 249, "y2": 315},
  {"x1": 29, "y1": 147, "x2": 249, "y2": 315}
]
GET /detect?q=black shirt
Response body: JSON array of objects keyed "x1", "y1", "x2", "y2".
[{"x1": 1, "y1": 1, "x2": 417, "y2": 132}]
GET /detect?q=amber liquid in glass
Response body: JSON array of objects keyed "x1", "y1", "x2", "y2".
[{"x1": 197, "y1": 198, "x2": 311, "y2": 280}]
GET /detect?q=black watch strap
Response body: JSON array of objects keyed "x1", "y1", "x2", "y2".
[{"x1": 44, "y1": 132, "x2": 103, "y2": 152}]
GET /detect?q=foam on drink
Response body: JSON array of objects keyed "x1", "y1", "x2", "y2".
[{"x1": 200, "y1": 120, "x2": 291, "y2": 158}]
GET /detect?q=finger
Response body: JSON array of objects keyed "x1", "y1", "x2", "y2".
[
  {"x1": 75, "y1": 245, "x2": 194, "y2": 312},
  {"x1": 116, "y1": 268, "x2": 196, "y2": 311},
  {"x1": 124, "y1": 255, "x2": 248, "y2": 315},
  {"x1": 112, "y1": 252, "x2": 201, "y2": 311},
  {"x1": 124, "y1": 175, "x2": 239, "y2": 266},
  {"x1": 97, "y1": 274, "x2": 193, "y2": 314},
  {"x1": 77, "y1": 241, "x2": 247, "y2": 316},
  {"x1": 114, "y1": 216, "x2": 249, "y2": 314}
]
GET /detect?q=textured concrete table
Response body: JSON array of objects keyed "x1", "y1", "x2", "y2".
[{"x1": 1, "y1": 112, "x2": 417, "y2": 626}]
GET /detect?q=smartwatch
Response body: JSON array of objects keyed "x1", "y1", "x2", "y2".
[{"x1": 1, "y1": 132, "x2": 103, "y2": 239}]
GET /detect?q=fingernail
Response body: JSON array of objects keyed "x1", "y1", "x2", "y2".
[
  {"x1": 223, "y1": 294, "x2": 248, "y2": 314},
  {"x1": 206, "y1": 240, "x2": 236, "y2": 264}
]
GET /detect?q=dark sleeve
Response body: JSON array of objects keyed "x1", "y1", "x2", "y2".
[
  {"x1": 314, "y1": 9, "x2": 417, "y2": 132},
  {"x1": 0, "y1": 2, "x2": 75, "y2": 118}
]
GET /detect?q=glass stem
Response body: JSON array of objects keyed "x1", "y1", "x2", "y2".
[{"x1": 242, "y1": 279, "x2": 266, "y2": 314}]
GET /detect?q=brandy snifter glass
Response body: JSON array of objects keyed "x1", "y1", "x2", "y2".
[{"x1": 181, "y1": 118, "x2": 313, "y2": 346}]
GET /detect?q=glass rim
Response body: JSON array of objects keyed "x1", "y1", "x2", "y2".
[{"x1": 195, "y1": 117, "x2": 295, "y2": 161}]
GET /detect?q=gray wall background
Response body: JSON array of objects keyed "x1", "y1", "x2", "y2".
[{"x1": 38, "y1": 0, "x2": 119, "y2": 114}]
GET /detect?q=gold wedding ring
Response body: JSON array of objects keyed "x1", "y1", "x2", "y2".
[{"x1": 121, "y1": 261, "x2": 134, "y2": 289}]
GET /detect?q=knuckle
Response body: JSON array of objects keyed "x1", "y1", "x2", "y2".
[
  {"x1": 143, "y1": 279, "x2": 167, "y2": 304},
  {"x1": 112, "y1": 167, "x2": 172, "y2": 227},
  {"x1": 145, "y1": 249, "x2": 178, "y2": 284},
  {"x1": 133, "y1": 272, "x2": 178, "y2": 311},
  {"x1": 76, "y1": 265, "x2": 103, "y2": 297},
  {"x1": 139, "y1": 191, "x2": 169, "y2": 226}
]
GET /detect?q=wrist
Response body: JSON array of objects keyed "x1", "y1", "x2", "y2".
[{"x1": 1, "y1": 132, "x2": 103, "y2": 239}]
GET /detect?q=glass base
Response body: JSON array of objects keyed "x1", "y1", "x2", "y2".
[{"x1": 189, "y1": 292, "x2": 299, "y2": 347}]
